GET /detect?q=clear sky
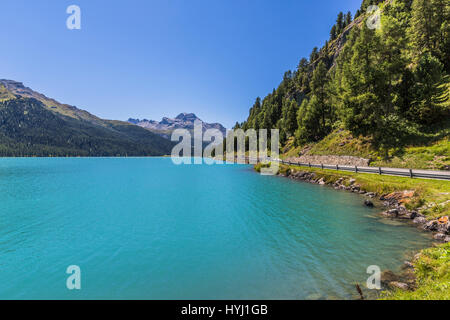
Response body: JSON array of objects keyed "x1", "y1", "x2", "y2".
[{"x1": 0, "y1": 0, "x2": 361, "y2": 128}]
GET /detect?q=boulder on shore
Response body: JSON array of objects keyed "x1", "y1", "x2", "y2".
[
  {"x1": 402, "y1": 261, "x2": 414, "y2": 270},
  {"x1": 389, "y1": 282, "x2": 410, "y2": 291},
  {"x1": 382, "y1": 208, "x2": 399, "y2": 218},
  {"x1": 437, "y1": 221, "x2": 450, "y2": 234},
  {"x1": 424, "y1": 220, "x2": 439, "y2": 231},
  {"x1": 409, "y1": 211, "x2": 419, "y2": 219},
  {"x1": 382, "y1": 190, "x2": 415, "y2": 206},
  {"x1": 434, "y1": 233, "x2": 447, "y2": 241},
  {"x1": 413, "y1": 216, "x2": 427, "y2": 224}
]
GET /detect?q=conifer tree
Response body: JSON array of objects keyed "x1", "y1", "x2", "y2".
[
  {"x1": 295, "y1": 61, "x2": 332, "y2": 144},
  {"x1": 408, "y1": 0, "x2": 450, "y2": 71},
  {"x1": 345, "y1": 11, "x2": 352, "y2": 27},
  {"x1": 410, "y1": 53, "x2": 449, "y2": 125},
  {"x1": 336, "y1": 12, "x2": 344, "y2": 33},
  {"x1": 310, "y1": 47, "x2": 319, "y2": 62},
  {"x1": 285, "y1": 100, "x2": 299, "y2": 137},
  {"x1": 330, "y1": 25, "x2": 337, "y2": 41}
]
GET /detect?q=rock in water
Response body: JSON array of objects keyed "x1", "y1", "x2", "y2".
[{"x1": 364, "y1": 200, "x2": 374, "y2": 207}]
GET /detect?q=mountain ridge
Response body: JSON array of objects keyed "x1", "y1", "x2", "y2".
[
  {"x1": 129, "y1": 113, "x2": 227, "y2": 139},
  {"x1": 0, "y1": 80, "x2": 174, "y2": 156}
]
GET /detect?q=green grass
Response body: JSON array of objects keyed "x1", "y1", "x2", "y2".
[
  {"x1": 372, "y1": 138, "x2": 450, "y2": 171},
  {"x1": 283, "y1": 128, "x2": 450, "y2": 170},
  {"x1": 281, "y1": 137, "x2": 303, "y2": 159},
  {"x1": 307, "y1": 129, "x2": 375, "y2": 159},
  {"x1": 380, "y1": 243, "x2": 450, "y2": 300}
]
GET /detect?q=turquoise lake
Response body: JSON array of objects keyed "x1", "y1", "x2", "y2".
[{"x1": 0, "y1": 158, "x2": 433, "y2": 299}]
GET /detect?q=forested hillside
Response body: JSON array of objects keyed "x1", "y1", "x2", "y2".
[
  {"x1": 237, "y1": 0, "x2": 449, "y2": 164},
  {"x1": 0, "y1": 96, "x2": 174, "y2": 157}
]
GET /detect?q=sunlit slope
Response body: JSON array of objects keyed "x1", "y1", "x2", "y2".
[{"x1": 0, "y1": 85, "x2": 174, "y2": 156}]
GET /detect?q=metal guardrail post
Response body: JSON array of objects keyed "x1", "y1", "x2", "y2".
[
  {"x1": 355, "y1": 166, "x2": 358, "y2": 173},
  {"x1": 336, "y1": 164, "x2": 339, "y2": 171},
  {"x1": 410, "y1": 169, "x2": 413, "y2": 178},
  {"x1": 321, "y1": 164, "x2": 324, "y2": 170},
  {"x1": 378, "y1": 167, "x2": 382, "y2": 175}
]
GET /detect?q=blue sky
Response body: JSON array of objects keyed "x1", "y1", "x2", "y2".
[{"x1": 0, "y1": 0, "x2": 361, "y2": 128}]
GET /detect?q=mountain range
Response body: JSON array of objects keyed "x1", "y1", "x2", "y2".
[
  {"x1": 128, "y1": 114, "x2": 227, "y2": 139},
  {"x1": 0, "y1": 80, "x2": 174, "y2": 156}
]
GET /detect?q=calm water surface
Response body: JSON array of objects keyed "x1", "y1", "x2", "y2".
[{"x1": 0, "y1": 158, "x2": 433, "y2": 299}]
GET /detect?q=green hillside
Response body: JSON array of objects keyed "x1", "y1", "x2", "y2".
[
  {"x1": 0, "y1": 97, "x2": 174, "y2": 157},
  {"x1": 237, "y1": 0, "x2": 450, "y2": 168},
  {"x1": 282, "y1": 128, "x2": 450, "y2": 170}
]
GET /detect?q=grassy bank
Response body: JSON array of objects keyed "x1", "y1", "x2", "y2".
[{"x1": 381, "y1": 243, "x2": 450, "y2": 300}]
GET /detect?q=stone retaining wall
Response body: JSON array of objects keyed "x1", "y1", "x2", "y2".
[{"x1": 286, "y1": 155, "x2": 370, "y2": 167}]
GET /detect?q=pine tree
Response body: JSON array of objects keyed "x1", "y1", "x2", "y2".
[
  {"x1": 248, "y1": 97, "x2": 261, "y2": 130},
  {"x1": 336, "y1": 12, "x2": 344, "y2": 33},
  {"x1": 310, "y1": 47, "x2": 319, "y2": 62},
  {"x1": 345, "y1": 11, "x2": 352, "y2": 27},
  {"x1": 295, "y1": 96, "x2": 322, "y2": 144},
  {"x1": 285, "y1": 100, "x2": 299, "y2": 137},
  {"x1": 295, "y1": 61, "x2": 332, "y2": 144},
  {"x1": 297, "y1": 58, "x2": 309, "y2": 73},
  {"x1": 330, "y1": 25, "x2": 337, "y2": 41},
  {"x1": 431, "y1": 0, "x2": 450, "y2": 72},
  {"x1": 409, "y1": 0, "x2": 437, "y2": 57},
  {"x1": 410, "y1": 53, "x2": 449, "y2": 124},
  {"x1": 409, "y1": 0, "x2": 450, "y2": 71},
  {"x1": 295, "y1": 58, "x2": 309, "y2": 92},
  {"x1": 310, "y1": 61, "x2": 330, "y2": 129},
  {"x1": 338, "y1": 22, "x2": 404, "y2": 156}
]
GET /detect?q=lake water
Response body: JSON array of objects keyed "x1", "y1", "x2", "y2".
[{"x1": 0, "y1": 158, "x2": 433, "y2": 299}]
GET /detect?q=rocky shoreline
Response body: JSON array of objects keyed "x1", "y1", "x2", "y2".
[
  {"x1": 277, "y1": 167, "x2": 450, "y2": 294},
  {"x1": 279, "y1": 168, "x2": 450, "y2": 243}
]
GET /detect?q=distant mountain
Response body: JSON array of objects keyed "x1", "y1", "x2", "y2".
[
  {"x1": 0, "y1": 80, "x2": 174, "y2": 156},
  {"x1": 0, "y1": 80, "x2": 106, "y2": 126},
  {"x1": 129, "y1": 113, "x2": 227, "y2": 139}
]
